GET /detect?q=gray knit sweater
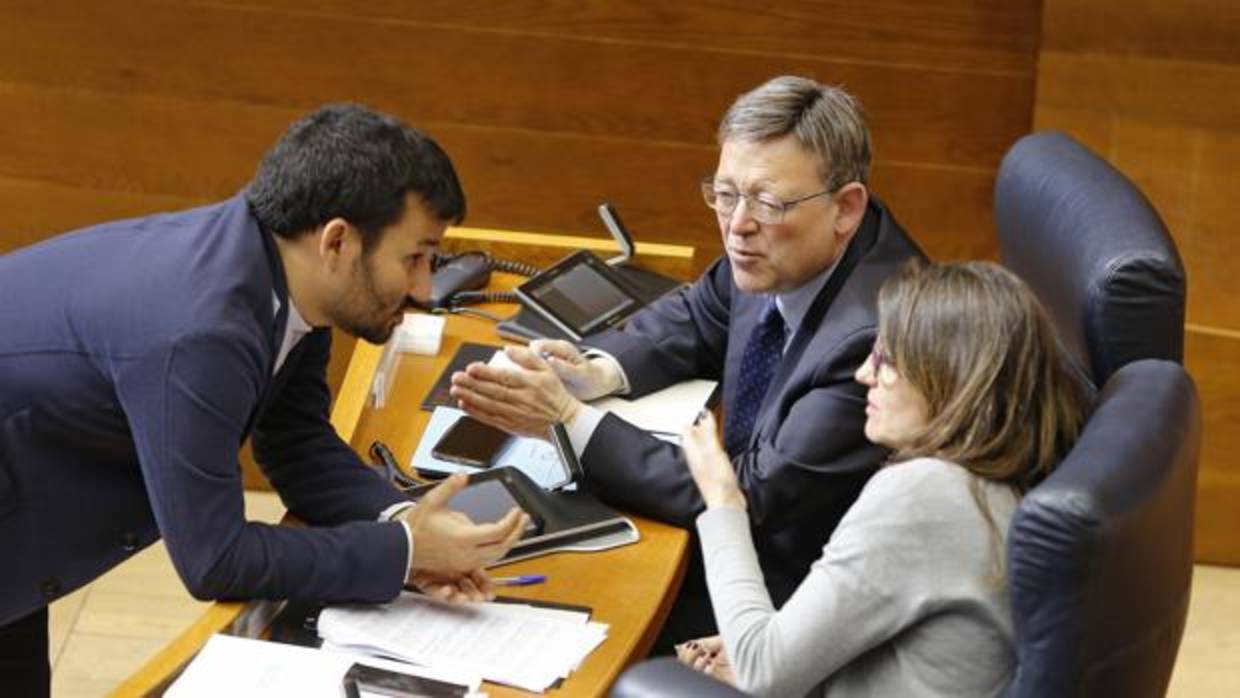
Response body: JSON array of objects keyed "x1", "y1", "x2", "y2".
[{"x1": 697, "y1": 457, "x2": 1017, "y2": 698}]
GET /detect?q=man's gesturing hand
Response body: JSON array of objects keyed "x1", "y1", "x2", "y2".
[
  {"x1": 398, "y1": 474, "x2": 528, "y2": 578},
  {"x1": 449, "y1": 345, "x2": 584, "y2": 437},
  {"x1": 528, "y1": 339, "x2": 623, "y2": 401}
]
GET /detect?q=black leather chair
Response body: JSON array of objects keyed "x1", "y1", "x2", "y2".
[
  {"x1": 995, "y1": 133, "x2": 1197, "y2": 697},
  {"x1": 611, "y1": 132, "x2": 1201, "y2": 698},
  {"x1": 993, "y1": 130, "x2": 1186, "y2": 386}
]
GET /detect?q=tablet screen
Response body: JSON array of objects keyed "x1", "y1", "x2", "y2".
[
  {"x1": 527, "y1": 264, "x2": 635, "y2": 333},
  {"x1": 447, "y1": 480, "x2": 540, "y2": 534},
  {"x1": 517, "y1": 251, "x2": 643, "y2": 339}
]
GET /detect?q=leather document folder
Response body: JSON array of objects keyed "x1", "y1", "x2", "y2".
[{"x1": 401, "y1": 467, "x2": 637, "y2": 564}]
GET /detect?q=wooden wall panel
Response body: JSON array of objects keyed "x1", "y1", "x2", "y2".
[
  {"x1": 0, "y1": 0, "x2": 1033, "y2": 263},
  {"x1": 1038, "y1": 0, "x2": 1240, "y2": 563},
  {"x1": 0, "y1": 83, "x2": 1007, "y2": 270},
  {"x1": 1043, "y1": 0, "x2": 1240, "y2": 66},
  {"x1": 0, "y1": 1, "x2": 1030, "y2": 169},
  {"x1": 222, "y1": 0, "x2": 1041, "y2": 74},
  {"x1": 1186, "y1": 329, "x2": 1240, "y2": 563},
  {"x1": 1, "y1": 1, "x2": 1039, "y2": 489}
]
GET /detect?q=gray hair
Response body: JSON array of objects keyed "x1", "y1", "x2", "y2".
[{"x1": 717, "y1": 76, "x2": 871, "y2": 190}]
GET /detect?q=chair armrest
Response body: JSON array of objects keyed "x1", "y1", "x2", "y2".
[{"x1": 610, "y1": 658, "x2": 748, "y2": 698}]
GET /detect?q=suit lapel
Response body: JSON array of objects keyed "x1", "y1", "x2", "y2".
[
  {"x1": 745, "y1": 202, "x2": 881, "y2": 451},
  {"x1": 242, "y1": 224, "x2": 291, "y2": 440}
]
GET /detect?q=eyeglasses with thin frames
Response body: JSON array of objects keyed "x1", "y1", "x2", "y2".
[
  {"x1": 700, "y1": 178, "x2": 835, "y2": 225},
  {"x1": 868, "y1": 342, "x2": 898, "y2": 384}
]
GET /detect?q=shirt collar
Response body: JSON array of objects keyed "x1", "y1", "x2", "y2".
[
  {"x1": 272, "y1": 292, "x2": 313, "y2": 336},
  {"x1": 773, "y1": 238, "x2": 851, "y2": 341}
]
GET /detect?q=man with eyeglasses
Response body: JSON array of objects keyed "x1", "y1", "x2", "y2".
[{"x1": 451, "y1": 76, "x2": 925, "y2": 647}]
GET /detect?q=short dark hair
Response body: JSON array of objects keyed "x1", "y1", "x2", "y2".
[{"x1": 245, "y1": 103, "x2": 465, "y2": 248}]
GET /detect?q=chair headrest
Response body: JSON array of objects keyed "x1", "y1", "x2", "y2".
[{"x1": 994, "y1": 131, "x2": 1186, "y2": 385}]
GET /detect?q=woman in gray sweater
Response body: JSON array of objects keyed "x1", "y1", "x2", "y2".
[{"x1": 677, "y1": 261, "x2": 1088, "y2": 697}]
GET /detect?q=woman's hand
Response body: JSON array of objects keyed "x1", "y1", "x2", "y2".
[
  {"x1": 675, "y1": 635, "x2": 737, "y2": 685},
  {"x1": 681, "y1": 411, "x2": 747, "y2": 511}
]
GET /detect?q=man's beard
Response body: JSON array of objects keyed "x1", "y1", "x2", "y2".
[{"x1": 335, "y1": 258, "x2": 409, "y2": 345}]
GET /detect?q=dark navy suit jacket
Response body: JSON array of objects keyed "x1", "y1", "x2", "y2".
[
  {"x1": 0, "y1": 195, "x2": 409, "y2": 626},
  {"x1": 583, "y1": 198, "x2": 925, "y2": 602}
]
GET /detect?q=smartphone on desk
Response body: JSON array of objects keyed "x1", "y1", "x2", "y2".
[
  {"x1": 342, "y1": 662, "x2": 470, "y2": 698},
  {"x1": 431, "y1": 415, "x2": 511, "y2": 468}
]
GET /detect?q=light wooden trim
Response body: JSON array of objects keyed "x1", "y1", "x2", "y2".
[
  {"x1": 447, "y1": 225, "x2": 695, "y2": 260},
  {"x1": 109, "y1": 602, "x2": 247, "y2": 697},
  {"x1": 1186, "y1": 322, "x2": 1240, "y2": 342},
  {"x1": 328, "y1": 338, "x2": 385, "y2": 443}
]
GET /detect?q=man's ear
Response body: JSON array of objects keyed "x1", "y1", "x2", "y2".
[
  {"x1": 317, "y1": 218, "x2": 359, "y2": 269},
  {"x1": 832, "y1": 182, "x2": 869, "y2": 240}
]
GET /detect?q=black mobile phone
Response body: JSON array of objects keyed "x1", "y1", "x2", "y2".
[
  {"x1": 342, "y1": 662, "x2": 470, "y2": 698},
  {"x1": 430, "y1": 415, "x2": 511, "y2": 468}
]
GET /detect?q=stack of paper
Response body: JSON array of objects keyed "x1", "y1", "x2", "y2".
[
  {"x1": 166, "y1": 634, "x2": 482, "y2": 697},
  {"x1": 318, "y1": 593, "x2": 609, "y2": 692}
]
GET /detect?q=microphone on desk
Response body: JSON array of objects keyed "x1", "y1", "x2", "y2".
[{"x1": 369, "y1": 440, "x2": 446, "y2": 488}]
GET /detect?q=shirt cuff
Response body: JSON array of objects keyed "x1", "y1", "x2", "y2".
[
  {"x1": 567, "y1": 403, "x2": 607, "y2": 459},
  {"x1": 379, "y1": 503, "x2": 416, "y2": 583},
  {"x1": 581, "y1": 348, "x2": 631, "y2": 396}
]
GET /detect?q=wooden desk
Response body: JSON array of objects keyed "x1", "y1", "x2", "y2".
[{"x1": 116, "y1": 235, "x2": 693, "y2": 697}]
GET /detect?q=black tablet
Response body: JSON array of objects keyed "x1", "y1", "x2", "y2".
[
  {"x1": 515, "y1": 250, "x2": 643, "y2": 340},
  {"x1": 403, "y1": 468, "x2": 544, "y2": 536}
]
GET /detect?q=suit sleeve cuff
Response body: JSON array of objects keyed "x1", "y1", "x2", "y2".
[
  {"x1": 567, "y1": 403, "x2": 606, "y2": 461},
  {"x1": 581, "y1": 348, "x2": 631, "y2": 396},
  {"x1": 379, "y1": 503, "x2": 415, "y2": 583}
]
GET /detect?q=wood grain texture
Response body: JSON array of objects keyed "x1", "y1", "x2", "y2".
[
  {"x1": 0, "y1": 2, "x2": 1031, "y2": 168},
  {"x1": 1185, "y1": 329, "x2": 1240, "y2": 565},
  {"x1": 221, "y1": 0, "x2": 1041, "y2": 74},
  {"x1": 1190, "y1": 128, "x2": 1240, "y2": 331},
  {"x1": 1042, "y1": 0, "x2": 1240, "y2": 65},
  {"x1": 1037, "y1": 51, "x2": 1240, "y2": 133},
  {"x1": 0, "y1": 84, "x2": 1004, "y2": 268}
]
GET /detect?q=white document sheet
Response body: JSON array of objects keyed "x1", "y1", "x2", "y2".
[
  {"x1": 591, "y1": 378, "x2": 718, "y2": 437},
  {"x1": 318, "y1": 593, "x2": 608, "y2": 692},
  {"x1": 165, "y1": 633, "x2": 482, "y2": 698}
]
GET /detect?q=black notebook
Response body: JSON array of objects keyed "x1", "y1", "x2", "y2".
[
  {"x1": 400, "y1": 467, "x2": 638, "y2": 564},
  {"x1": 420, "y1": 341, "x2": 500, "y2": 411}
]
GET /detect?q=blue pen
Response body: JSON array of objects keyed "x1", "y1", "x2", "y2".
[{"x1": 493, "y1": 574, "x2": 547, "y2": 586}]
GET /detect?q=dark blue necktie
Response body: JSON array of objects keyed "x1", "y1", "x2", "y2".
[{"x1": 725, "y1": 299, "x2": 786, "y2": 455}]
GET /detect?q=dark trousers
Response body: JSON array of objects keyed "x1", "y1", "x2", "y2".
[
  {"x1": 651, "y1": 540, "x2": 718, "y2": 655},
  {"x1": 0, "y1": 606, "x2": 51, "y2": 698}
]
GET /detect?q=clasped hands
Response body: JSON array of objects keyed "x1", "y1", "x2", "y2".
[{"x1": 448, "y1": 340, "x2": 621, "y2": 437}]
